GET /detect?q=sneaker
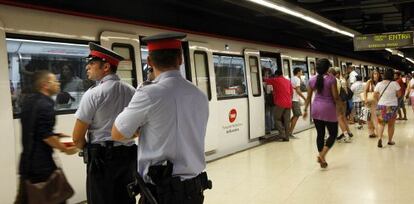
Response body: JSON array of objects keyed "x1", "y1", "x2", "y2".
[
  {"x1": 337, "y1": 134, "x2": 345, "y2": 141},
  {"x1": 342, "y1": 132, "x2": 352, "y2": 143},
  {"x1": 387, "y1": 141, "x2": 395, "y2": 145},
  {"x1": 348, "y1": 132, "x2": 354, "y2": 138},
  {"x1": 357, "y1": 125, "x2": 363, "y2": 129}
]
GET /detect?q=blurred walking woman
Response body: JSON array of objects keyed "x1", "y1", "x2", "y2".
[
  {"x1": 363, "y1": 70, "x2": 381, "y2": 138},
  {"x1": 374, "y1": 68, "x2": 401, "y2": 148},
  {"x1": 303, "y1": 59, "x2": 340, "y2": 168}
]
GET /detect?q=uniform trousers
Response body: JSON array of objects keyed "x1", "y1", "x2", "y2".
[
  {"x1": 87, "y1": 144, "x2": 137, "y2": 204},
  {"x1": 138, "y1": 181, "x2": 204, "y2": 204}
]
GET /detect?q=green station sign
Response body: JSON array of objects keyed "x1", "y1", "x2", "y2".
[{"x1": 353, "y1": 31, "x2": 414, "y2": 51}]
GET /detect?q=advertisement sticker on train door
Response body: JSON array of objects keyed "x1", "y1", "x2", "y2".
[
  {"x1": 229, "y1": 108, "x2": 237, "y2": 123},
  {"x1": 223, "y1": 108, "x2": 242, "y2": 134}
]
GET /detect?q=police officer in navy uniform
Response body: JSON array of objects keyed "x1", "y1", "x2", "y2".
[
  {"x1": 72, "y1": 43, "x2": 136, "y2": 204},
  {"x1": 112, "y1": 32, "x2": 212, "y2": 204}
]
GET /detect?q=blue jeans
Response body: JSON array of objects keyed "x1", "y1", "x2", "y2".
[{"x1": 265, "y1": 105, "x2": 275, "y2": 133}]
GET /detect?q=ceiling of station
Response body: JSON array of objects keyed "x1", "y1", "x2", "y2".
[
  {"x1": 287, "y1": 0, "x2": 414, "y2": 34},
  {"x1": 286, "y1": 0, "x2": 414, "y2": 67},
  {"x1": 2, "y1": 0, "x2": 414, "y2": 70}
]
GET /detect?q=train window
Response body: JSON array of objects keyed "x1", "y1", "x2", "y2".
[
  {"x1": 6, "y1": 38, "x2": 90, "y2": 117},
  {"x1": 249, "y1": 56, "x2": 261, "y2": 97},
  {"x1": 194, "y1": 51, "x2": 211, "y2": 100},
  {"x1": 112, "y1": 44, "x2": 137, "y2": 88},
  {"x1": 282, "y1": 59, "x2": 291, "y2": 78},
  {"x1": 260, "y1": 57, "x2": 278, "y2": 75},
  {"x1": 309, "y1": 61, "x2": 316, "y2": 76},
  {"x1": 213, "y1": 54, "x2": 247, "y2": 99},
  {"x1": 140, "y1": 44, "x2": 186, "y2": 82},
  {"x1": 342, "y1": 65, "x2": 346, "y2": 75},
  {"x1": 292, "y1": 60, "x2": 309, "y2": 89}
]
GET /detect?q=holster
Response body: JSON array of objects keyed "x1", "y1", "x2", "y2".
[
  {"x1": 147, "y1": 161, "x2": 212, "y2": 203},
  {"x1": 78, "y1": 145, "x2": 89, "y2": 164}
]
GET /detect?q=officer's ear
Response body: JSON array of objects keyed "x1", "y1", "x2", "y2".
[
  {"x1": 147, "y1": 56, "x2": 155, "y2": 68},
  {"x1": 101, "y1": 61, "x2": 112, "y2": 73},
  {"x1": 177, "y1": 53, "x2": 183, "y2": 66}
]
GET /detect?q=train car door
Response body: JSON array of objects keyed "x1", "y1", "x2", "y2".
[
  {"x1": 282, "y1": 56, "x2": 292, "y2": 79},
  {"x1": 0, "y1": 19, "x2": 17, "y2": 202},
  {"x1": 187, "y1": 41, "x2": 218, "y2": 152},
  {"x1": 307, "y1": 57, "x2": 316, "y2": 77},
  {"x1": 100, "y1": 31, "x2": 142, "y2": 87},
  {"x1": 291, "y1": 58, "x2": 312, "y2": 131},
  {"x1": 341, "y1": 61, "x2": 347, "y2": 76},
  {"x1": 244, "y1": 49, "x2": 265, "y2": 139}
]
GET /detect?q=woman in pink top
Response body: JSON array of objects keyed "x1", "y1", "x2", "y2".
[{"x1": 303, "y1": 59, "x2": 340, "y2": 168}]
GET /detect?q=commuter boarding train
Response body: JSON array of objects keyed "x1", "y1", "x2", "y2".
[{"x1": 0, "y1": 4, "x2": 391, "y2": 203}]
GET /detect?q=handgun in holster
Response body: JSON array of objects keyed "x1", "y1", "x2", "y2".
[
  {"x1": 147, "y1": 161, "x2": 174, "y2": 185},
  {"x1": 78, "y1": 145, "x2": 89, "y2": 164}
]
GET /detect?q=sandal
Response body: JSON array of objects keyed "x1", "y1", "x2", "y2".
[
  {"x1": 388, "y1": 141, "x2": 395, "y2": 145},
  {"x1": 369, "y1": 134, "x2": 377, "y2": 138},
  {"x1": 317, "y1": 156, "x2": 328, "y2": 168},
  {"x1": 377, "y1": 139, "x2": 383, "y2": 148}
]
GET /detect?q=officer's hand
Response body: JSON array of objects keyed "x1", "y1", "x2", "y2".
[{"x1": 64, "y1": 146, "x2": 79, "y2": 155}]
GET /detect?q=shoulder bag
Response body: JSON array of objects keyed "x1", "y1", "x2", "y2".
[
  {"x1": 360, "y1": 81, "x2": 375, "y2": 104},
  {"x1": 339, "y1": 86, "x2": 353, "y2": 101}
]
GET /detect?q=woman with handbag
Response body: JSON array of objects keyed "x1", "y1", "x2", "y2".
[
  {"x1": 374, "y1": 68, "x2": 402, "y2": 148},
  {"x1": 363, "y1": 70, "x2": 381, "y2": 138},
  {"x1": 15, "y1": 71, "x2": 77, "y2": 204},
  {"x1": 330, "y1": 67, "x2": 353, "y2": 143}
]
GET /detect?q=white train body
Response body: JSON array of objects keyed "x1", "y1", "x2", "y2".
[{"x1": 0, "y1": 4, "x2": 388, "y2": 203}]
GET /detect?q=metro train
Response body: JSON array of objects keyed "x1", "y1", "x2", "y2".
[{"x1": 0, "y1": 4, "x2": 392, "y2": 203}]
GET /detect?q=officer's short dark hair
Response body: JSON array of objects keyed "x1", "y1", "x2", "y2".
[
  {"x1": 33, "y1": 70, "x2": 52, "y2": 92},
  {"x1": 109, "y1": 64, "x2": 117, "y2": 73},
  {"x1": 293, "y1": 67, "x2": 302, "y2": 75},
  {"x1": 149, "y1": 49, "x2": 182, "y2": 69},
  {"x1": 356, "y1": 75, "x2": 362, "y2": 81}
]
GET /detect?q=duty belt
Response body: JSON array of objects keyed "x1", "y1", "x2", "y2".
[
  {"x1": 79, "y1": 141, "x2": 136, "y2": 164},
  {"x1": 154, "y1": 172, "x2": 212, "y2": 195}
]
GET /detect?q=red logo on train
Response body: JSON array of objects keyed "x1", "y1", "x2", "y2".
[{"x1": 229, "y1": 109, "x2": 237, "y2": 123}]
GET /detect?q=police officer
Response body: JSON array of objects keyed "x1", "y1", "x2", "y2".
[
  {"x1": 112, "y1": 32, "x2": 211, "y2": 204},
  {"x1": 72, "y1": 43, "x2": 136, "y2": 204}
]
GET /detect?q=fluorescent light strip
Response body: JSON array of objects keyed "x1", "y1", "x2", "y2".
[
  {"x1": 406, "y1": 58, "x2": 414, "y2": 64},
  {"x1": 6, "y1": 38, "x2": 88, "y2": 47},
  {"x1": 247, "y1": 0, "x2": 355, "y2": 38}
]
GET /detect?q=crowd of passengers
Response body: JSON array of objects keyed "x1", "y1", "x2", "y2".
[{"x1": 263, "y1": 59, "x2": 414, "y2": 168}]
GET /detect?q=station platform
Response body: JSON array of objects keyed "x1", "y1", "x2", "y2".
[{"x1": 204, "y1": 108, "x2": 414, "y2": 204}]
